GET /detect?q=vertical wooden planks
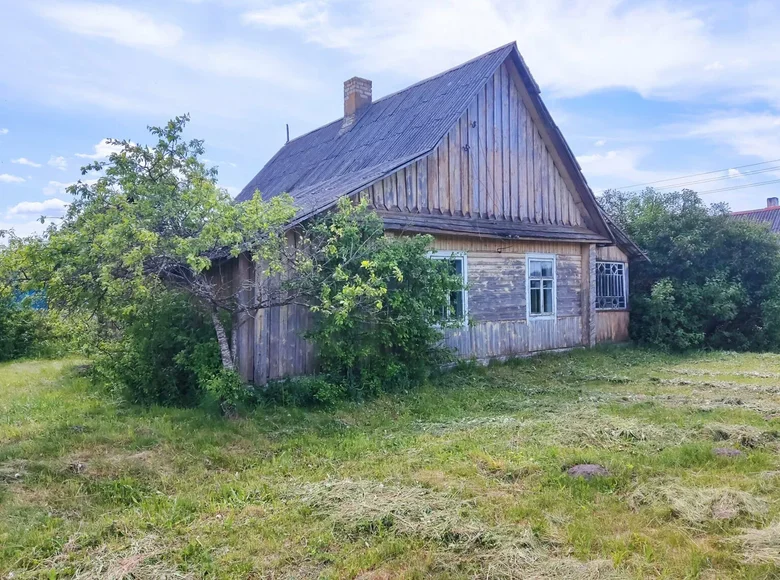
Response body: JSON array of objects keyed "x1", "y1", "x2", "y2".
[
  {"x1": 405, "y1": 164, "x2": 416, "y2": 212},
  {"x1": 468, "y1": 98, "x2": 480, "y2": 218},
  {"x1": 517, "y1": 98, "x2": 529, "y2": 222},
  {"x1": 428, "y1": 152, "x2": 440, "y2": 213},
  {"x1": 460, "y1": 114, "x2": 470, "y2": 217},
  {"x1": 439, "y1": 137, "x2": 450, "y2": 215},
  {"x1": 417, "y1": 159, "x2": 428, "y2": 213},
  {"x1": 396, "y1": 169, "x2": 407, "y2": 213},
  {"x1": 508, "y1": 76, "x2": 519, "y2": 221},
  {"x1": 533, "y1": 129, "x2": 543, "y2": 223},
  {"x1": 449, "y1": 125, "x2": 461, "y2": 216},
  {"x1": 501, "y1": 64, "x2": 510, "y2": 220},
  {"x1": 478, "y1": 86, "x2": 488, "y2": 217},
  {"x1": 493, "y1": 69, "x2": 502, "y2": 218},
  {"x1": 485, "y1": 79, "x2": 495, "y2": 217}
]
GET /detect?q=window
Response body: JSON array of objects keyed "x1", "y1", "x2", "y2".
[
  {"x1": 596, "y1": 261, "x2": 627, "y2": 310},
  {"x1": 527, "y1": 255, "x2": 556, "y2": 317},
  {"x1": 429, "y1": 251, "x2": 467, "y2": 323}
]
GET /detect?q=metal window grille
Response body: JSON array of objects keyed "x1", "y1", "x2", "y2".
[{"x1": 596, "y1": 261, "x2": 626, "y2": 310}]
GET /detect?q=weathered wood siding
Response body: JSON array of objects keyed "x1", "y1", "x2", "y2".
[
  {"x1": 594, "y1": 244, "x2": 630, "y2": 344},
  {"x1": 433, "y1": 237, "x2": 585, "y2": 358},
  {"x1": 359, "y1": 62, "x2": 585, "y2": 226},
  {"x1": 596, "y1": 245, "x2": 628, "y2": 262},
  {"x1": 596, "y1": 311, "x2": 630, "y2": 343}
]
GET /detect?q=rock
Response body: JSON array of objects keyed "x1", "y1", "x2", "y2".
[
  {"x1": 567, "y1": 464, "x2": 610, "y2": 479},
  {"x1": 713, "y1": 447, "x2": 743, "y2": 457}
]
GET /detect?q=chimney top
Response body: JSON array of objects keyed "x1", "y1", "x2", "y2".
[
  {"x1": 768, "y1": 197, "x2": 779, "y2": 208},
  {"x1": 342, "y1": 77, "x2": 372, "y2": 132}
]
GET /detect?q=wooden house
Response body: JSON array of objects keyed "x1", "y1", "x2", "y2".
[{"x1": 233, "y1": 42, "x2": 645, "y2": 385}]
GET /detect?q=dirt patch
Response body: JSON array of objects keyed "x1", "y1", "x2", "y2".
[
  {"x1": 713, "y1": 447, "x2": 744, "y2": 457},
  {"x1": 0, "y1": 459, "x2": 28, "y2": 483},
  {"x1": 567, "y1": 464, "x2": 610, "y2": 479}
]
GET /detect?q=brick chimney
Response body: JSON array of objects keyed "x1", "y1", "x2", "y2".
[
  {"x1": 768, "y1": 197, "x2": 779, "y2": 208},
  {"x1": 342, "y1": 77, "x2": 372, "y2": 132}
]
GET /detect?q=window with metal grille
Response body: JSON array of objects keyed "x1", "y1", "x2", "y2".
[{"x1": 596, "y1": 261, "x2": 627, "y2": 310}]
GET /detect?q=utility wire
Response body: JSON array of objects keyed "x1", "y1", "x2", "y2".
[
  {"x1": 695, "y1": 178, "x2": 780, "y2": 196},
  {"x1": 651, "y1": 165, "x2": 780, "y2": 191},
  {"x1": 598, "y1": 158, "x2": 780, "y2": 192}
]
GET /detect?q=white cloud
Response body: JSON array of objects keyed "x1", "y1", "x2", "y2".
[
  {"x1": 0, "y1": 128, "x2": 8, "y2": 135},
  {"x1": 0, "y1": 174, "x2": 25, "y2": 183},
  {"x1": 727, "y1": 168, "x2": 743, "y2": 178},
  {"x1": 38, "y1": 3, "x2": 183, "y2": 49},
  {"x1": 6, "y1": 198, "x2": 69, "y2": 219},
  {"x1": 242, "y1": 0, "x2": 780, "y2": 105},
  {"x1": 75, "y1": 138, "x2": 123, "y2": 160},
  {"x1": 42, "y1": 179, "x2": 97, "y2": 197},
  {"x1": 48, "y1": 156, "x2": 68, "y2": 171},
  {"x1": 38, "y1": 3, "x2": 312, "y2": 90},
  {"x1": 11, "y1": 157, "x2": 42, "y2": 168},
  {"x1": 577, "y1": 148, "x2": 677, "y2": 190},
  {"x1": 594, "y1": 140, "x2": 606, "y2": 147},
  {"x1": 686, "y1": 113, "x2": 780, "y2": 161}
]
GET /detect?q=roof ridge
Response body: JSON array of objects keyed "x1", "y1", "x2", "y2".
[{"x1": 282, "y1": 42, "x2": 516, "y2": 147}]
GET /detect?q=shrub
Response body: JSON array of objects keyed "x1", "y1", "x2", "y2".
[
  {"x1": 91, "y1": 290, "x2": 223, "y2": 406},
  {"x1": 294, "y1": 199, "x2": 463, "y2": 399},
  {"x1": 0, "y1": 296, "x2": 67, "y2": 362},
  {"x1": 600, "y1": 188, "x2": 780, "y2": 351}
]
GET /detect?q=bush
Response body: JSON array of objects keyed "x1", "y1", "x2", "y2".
[
  {"x1": 0, "y1": 296, "x2": 67, "y2": 362},
  {"x1": 91, "y1": 291, "x2": 223, "y2": 406},
  {"x1": 294, "y1": 199, "x2": 463, "y2": 399},
  {"x1": 600, "y1": 188, "x2": 780, "y2": 351}
]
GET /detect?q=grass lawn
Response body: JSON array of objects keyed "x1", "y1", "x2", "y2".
[{"x1": 1, "y1": 348, "x2": 779, "y2": 579}]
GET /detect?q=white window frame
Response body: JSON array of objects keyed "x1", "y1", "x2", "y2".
[
  {"x1": 526, "y1": 253, "x2": 557, "y2": 320},
  {"x1": 429, "y1": 250, "x2": 468, "y2": 327},
  {"x1": 595, "y1": 260, "x2": 629, "y2": 311}
]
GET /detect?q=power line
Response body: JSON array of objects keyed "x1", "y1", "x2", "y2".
[
  {"x1": 651, "y1": 165, "x2": 780, "y2": 191},
  {"x1": 695, "y1": 178, "x2": 780, "y2": 196},
  {"x1": 598, "y1": 158, "x2": 780, "y2": 192}
]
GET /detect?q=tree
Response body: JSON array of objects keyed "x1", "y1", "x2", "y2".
[
  {"x1": 7, "y1": 115, "x2": 297, "y2": 373},
  {"x1": 599, "y1": 188, "x2": 780, "y2": 350}
]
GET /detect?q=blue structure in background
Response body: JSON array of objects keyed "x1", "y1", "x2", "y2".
[{"x1": 12, "y1": 290, "x2": 47, "y2": 310}]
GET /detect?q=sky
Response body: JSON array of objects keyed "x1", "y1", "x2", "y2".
[{"x1": 2, "y1": 0, "x2": 780, "y2": 237}]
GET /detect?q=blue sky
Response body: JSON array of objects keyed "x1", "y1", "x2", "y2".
[{"x1": 2, "y1": 0, "x2": 780, "y2": 236}]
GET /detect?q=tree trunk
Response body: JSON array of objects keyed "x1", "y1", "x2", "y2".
[{"x1": 211, "y1": 309, "x2": 235, "y2": 371}]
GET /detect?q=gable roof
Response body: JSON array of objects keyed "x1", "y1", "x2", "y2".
[
  {"x1": 730, "y1": 206, "x2": 780, "y2": 233},
  {"x1": 238, "y1": 42, "x2": 636, "y2": 253}
]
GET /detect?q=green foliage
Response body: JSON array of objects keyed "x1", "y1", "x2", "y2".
[
  {"x1": 600, "y1": 188, "x2": 780, "y2": 350},
  {"x1": 294, "y1": 199, "x2": 464, "y2": 397},
  {"x1": 0, "y1": 297, "x2": 64, "y2": 362},
  {"x1": 90, "y1": 290, "x2": 221, "y2": 406},
  {"x1": 4, "y1": 115, "x2": 297, "y2": 379},
  {"x1": 261, "y1": 376, "x2": 347, "y2": 407}
]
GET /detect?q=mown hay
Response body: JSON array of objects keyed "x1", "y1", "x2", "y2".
[
  {"x1": 295, "y1": 478, "x2": 488, "y2": 546},
  {"x1": 704, "y1": 423, "x2": 779, "y2": 449},
  {"x1": 629, "y1": 479, "x2": 768, "y2": 525},
  {"x1": 734, "y1": 521, "x2": 780, "y2": 565}
]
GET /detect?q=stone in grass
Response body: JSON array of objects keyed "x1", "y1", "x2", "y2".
[
  {"x1": 713, "y1": 447, "x2": 744, "y2": 457},
  {"x1": 567, "y1": 464, "x2": 610, "y2": 479}
]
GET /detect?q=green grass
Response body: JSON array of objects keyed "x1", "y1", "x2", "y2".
[{"x1": 1, "y1": 348, "x2": 779, "y2": 578}]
